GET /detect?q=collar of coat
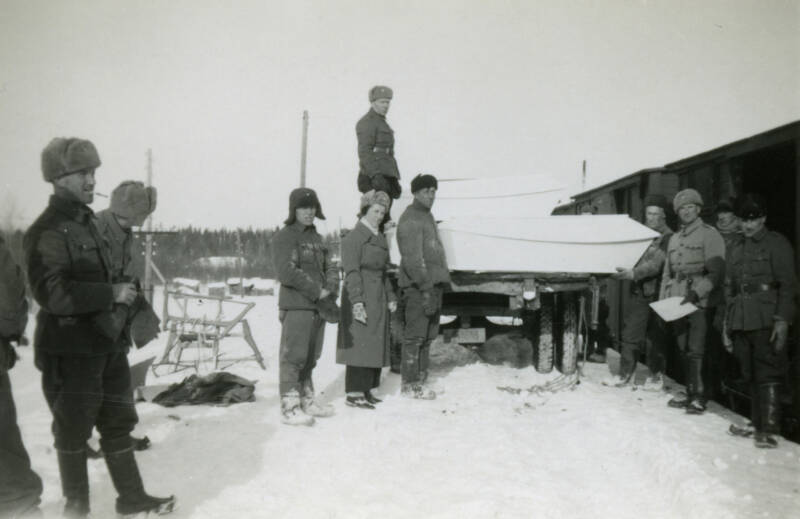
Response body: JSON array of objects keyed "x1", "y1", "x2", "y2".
[
  {"x1": 351, "y1": 220, "x2": 388, "y2": 247},
  {"x1": 679, "y1": 217, "x2": 703, "y2": 236},
  {"x1": 410, "y1": 198, "x2": 432, "y2": 213},
  {"x1": 745, "y1": 226, "x2": 768, "y2": 242},
  {"x1": 96, "y1": 209, "x2": 130, "y2": 245},
  {"x1": 49, "y1": 194, "x2": 93, "y2": 223},
  {"x1": 368, "y1": 108, "x2": 386, "y2": 120},
  {"x1": 289, "y1": 220, "x2": 317, "y2": 233},
  {"x1": 358, "y1": 217, "x2": 380, "y2": 236}
]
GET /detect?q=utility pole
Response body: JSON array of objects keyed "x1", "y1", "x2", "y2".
[
  {"x1": 300, "y1": 110, "x2": 309, "y2": 187},
  {"x1": 143, "y1": 149, "x2": 154, "y2": 304},
  {"x1": 582, "y1": 159, "x2": 587, "y2": 191}
]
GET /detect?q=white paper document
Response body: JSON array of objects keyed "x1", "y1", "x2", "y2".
[{"x1": 649, "y1": 296, "x2": 698, "y2": 322}]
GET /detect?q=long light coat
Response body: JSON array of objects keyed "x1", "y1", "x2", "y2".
[{"x1": 336, "y1": 221, "x2": 396, "y2": 368}]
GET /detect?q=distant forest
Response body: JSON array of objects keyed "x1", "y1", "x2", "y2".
[{"x1": 3, "y1": 227, "x2": 341, "y2": 284}]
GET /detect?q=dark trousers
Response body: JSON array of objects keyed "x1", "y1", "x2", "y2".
[
  {"x1": 672, "y1": 309, "x2": 707, "y2": 361},
  {"x1": 39, "y1": 350, "x2": 138, "y2": 453},
  {"x1": 732, "y1": 329, "x2": 788, "y2": 385},
  {"x1": 345, "y1": 366, "x2": 381, "y2": 393},
  {"x1": 619, "y1": 293, "x2": 667, "y2": 377},
  {"x1": 401, "y1": 287, "x2": 440, "y2": 385},
  {"x1": 0, "y1": 371, "x2": 43, "y2": 517},
  {"x1": 279, "y1": 310, "x2": 325, "y2": 395},
  {"x1": 671, "y1": 309, "x2": 710, "y2": 397}
]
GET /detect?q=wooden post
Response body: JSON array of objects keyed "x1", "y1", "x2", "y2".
[
  {"x1": 300, "y1": 110, "x2": 308, "y2": 187},
  {"x1": 582, "y1": 159, "x2": 587, "y2": 190},
  {"x1": 236, "y1": 230, "x2": 244, "y2": 298},
  {"x1": 143, "y1": 149, "x2": 154, "y2": 304}
]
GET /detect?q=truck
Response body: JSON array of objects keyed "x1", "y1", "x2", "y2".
[{"x1": 387, "y1": 176, "x2": 658, "y2": 375}]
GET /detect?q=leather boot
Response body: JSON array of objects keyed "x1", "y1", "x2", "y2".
[
  {"x1": 668, "y1": 356, "x2": 691, "y2": 408},
  {"x1": 754, "y1": 383, "x2": 780, "y2": 449},
  {"x1": 618, "y1": 343, "x2": 637, "y2": 383},
  {"x1": 685, "y1": 358, "x2": 706, "y2": 415},
  {"x1": 104, "y1": 447, "x2": 176, "y2": 517},
  {"x1": 57, "y1": 449, "x2": 90, "y2": 517}
]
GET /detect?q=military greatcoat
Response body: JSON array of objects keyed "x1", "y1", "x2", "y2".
[{"x1": 660, "y1": 217, "x2": 726, "y2": 308}]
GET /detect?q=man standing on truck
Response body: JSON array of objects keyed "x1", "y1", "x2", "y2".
[
  {"x1": 356, "y1": 85, "x2": 402, "y2": 200},
  {"x1": 608, "y1": 194, "x2": 673, "y2": 390},
  {"x1": 396, "y1": 174, "x2": 450, "y2": 399},
  {"x1": 724, "y1": 194, "x2": 796, "y2": 448},
  {"x1": 659, "y1": 188, "x2": 726, "y2": 414}
]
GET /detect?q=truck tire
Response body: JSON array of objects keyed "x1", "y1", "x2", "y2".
[
  {"x1": 534, "y1": 297, "x2": 554, "y2": 374},
  {"x1": 560, "y1": 293, "x2": 578, "y2": 375}
]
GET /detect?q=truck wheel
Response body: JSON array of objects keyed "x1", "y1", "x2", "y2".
[
  {"x1": 560, "y1": 293, "x2": 578, "y2": 375},
  {"x1": 534, "y1": 297, "x2": 554, "y2": 374}
]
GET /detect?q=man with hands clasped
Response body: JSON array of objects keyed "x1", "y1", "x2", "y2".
[{"x1": 396, "y1": 174, "x2": 451, "y2": 400}]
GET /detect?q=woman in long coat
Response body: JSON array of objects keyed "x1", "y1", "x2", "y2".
[{"x1": 337, "y1": 190, "x2": 397, "y2": 409}]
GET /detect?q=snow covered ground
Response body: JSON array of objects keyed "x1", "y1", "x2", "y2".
[{"x1": 10, "y1": 290, "x2": 800, "y2": 519}]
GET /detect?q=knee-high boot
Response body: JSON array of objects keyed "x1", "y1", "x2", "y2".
[
  {"x1": 104, "y1": 447, "x2": 175, "y2": 516},
  {"x1": 754, "y1": 383, "x2": 781, "y2": 448},
  {"x1": 668, "y1": 355, "x2": 691, "y2": 408},
  {"x1": 57, "y1": 449, "x2": 89, "y2": 517},
  {"x1": 686, "y1": 357, "x2": 706, "y2": 414}
]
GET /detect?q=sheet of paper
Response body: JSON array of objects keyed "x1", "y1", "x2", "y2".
[{"x1": 649, "y1": 296, "x2": 698, "y2": 322}]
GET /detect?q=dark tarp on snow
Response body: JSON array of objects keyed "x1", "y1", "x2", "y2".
[{"x1": 151, "y1": 372, "x2": 256, "y2": 407}]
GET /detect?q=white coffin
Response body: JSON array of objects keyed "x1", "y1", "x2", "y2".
[{"x1": 389, "y1": 215, "x2": 658, "y2": 275}]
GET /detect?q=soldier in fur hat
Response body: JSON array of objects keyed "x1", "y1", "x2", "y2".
[
  {"x1": 24, "y1": 138, "x2": 175, "y2": 517},
  {"x1": 396, "y1": 174, "x2": 451, "y2": 399},
  {"x1": 89, "y1": 181, "x2": 161, "y2": 458},
  {"x1": 659, "y1": 188, "x2": 726, "y2": 414},
  {"x1": 356, "y1": 85, "x2": 402, "y2": 199},
  {"x1": 271, "y1": 188, "x2": 339, "y2": 425}
]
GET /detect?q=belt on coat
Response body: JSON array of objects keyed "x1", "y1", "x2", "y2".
[
  {"x1": 372, "y1": 147, "x2": 392, "y2": 154},
  {"x1": 668, "y1": 269, "x2": 705, "y2": 282},
  {"x1": 732, "y1": 281, "x2": 779, "y2": 296}
]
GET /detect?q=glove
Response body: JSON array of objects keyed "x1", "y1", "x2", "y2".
[
  {"x1": 388, "y1": 301, "x2": 398, "y2": 313},
  {"x1": 681, "y1": 290, "x2": 700, "y2": 306},
  {"x1": 613, "y1": 267, "x2": 634, "y2": 281},
  {"x1": 316, "y1": 295, "x2": 341, "y2": 324},
  {"x1": 421, "y1": 290, "x2": 438, "y2": 316},
  {"x1": 352, "y1": 302, "x2": 367, "y2": 324},
  {"x1": 770, "y1": 319, "x2": 788, "y2": 353},
  {"x1": 0, "y1": 338, "x2": 19, "y2": 372}
]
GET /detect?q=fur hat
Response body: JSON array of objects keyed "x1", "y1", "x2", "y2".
[
  {"x1": 369, "y1": 85, "x2": 393, "y2": 102},
  {"x1": 285, "y1": 187, "x2": 325, "y2": 225},
  {"x1": 714, "y1": 198, "x2": 736, "y2": 214},
  {"x1": 410, "y1": 174, "x2": 438, "y2": 194},
  {"x1": 110, "y1": 181, "x2": 157, "y2": 226},
  {"x1": 643, "y1": 194, "x2": 668, "y2": 211},
  {"x1": 736, "y1": 193, "x2": 767, "y2": 219},
  {"x1": 41, "y1": 138, "x2": 101, "y2": 182},
  {"x1": 672, "y1": 188, "x2": 703, "y2": 212},
  {"x1": 359, "y1": 190, "x2": 390, "y2": 211}
]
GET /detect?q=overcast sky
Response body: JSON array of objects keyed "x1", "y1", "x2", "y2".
[{"x1": 1, "y1": 0, "x2": 798, "y2": 232}]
